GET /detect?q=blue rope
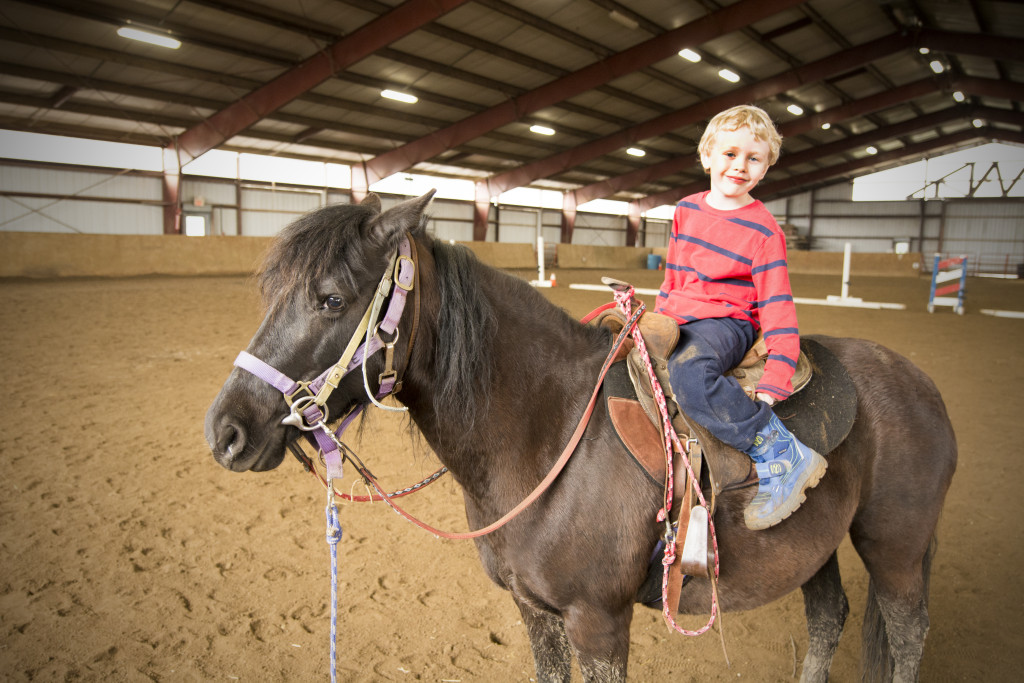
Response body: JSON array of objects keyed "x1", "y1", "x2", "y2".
[{"x1": 325, "y1": 492, "x2": 342, "y2": 683}]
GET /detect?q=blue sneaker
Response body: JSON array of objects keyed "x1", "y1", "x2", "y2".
[{"x1": 743, "y1": 413, "x2": 828, "y2": 530}]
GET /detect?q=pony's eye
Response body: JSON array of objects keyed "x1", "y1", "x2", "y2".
[{"x1": 322, "y1": 295, "x2": 344, "y2": 312}]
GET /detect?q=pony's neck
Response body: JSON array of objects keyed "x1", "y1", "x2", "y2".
[{"x1": 400, "y1": 244, "x2": 610, "y2": 493}]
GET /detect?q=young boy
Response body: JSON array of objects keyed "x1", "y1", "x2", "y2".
[{"x1": 656, "y1": 105, "x2": 827, "y2": 530}]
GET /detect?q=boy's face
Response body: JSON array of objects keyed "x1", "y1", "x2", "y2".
[{"x1": 700, "y1": 126, "x2": 772, "y2": 210}]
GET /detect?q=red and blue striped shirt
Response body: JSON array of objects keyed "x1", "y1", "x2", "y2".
[{"x1": 656, "y1": 191, "x2": 800, "y2": 400}]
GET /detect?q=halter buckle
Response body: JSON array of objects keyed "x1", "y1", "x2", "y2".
[
  {"x1": 282, "y1": 395, "x2": 329, "y2": 431},
  {"x1": 394, "y1": 254, "x2": 415, "y2": 291},
  {"x1": 283, "y1": 379, "x2": 314, "y2": 407}
]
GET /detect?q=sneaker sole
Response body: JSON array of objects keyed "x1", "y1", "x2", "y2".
[{"x1": 744, "y1": 453, "x2": 828, "y2": 531}]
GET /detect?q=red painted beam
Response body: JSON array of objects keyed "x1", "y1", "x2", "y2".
[
  {"x1": 359, "y1": 0, "x2": 805, "y2": 186},
  {"x1": 171, "y1": 0, "x2": 470, "y2": 166},
  {"x1": 486, "y1": 32, "x2": 914, "y2": 197},
  {"x1": 753, "y1": 127, "x2": 1015, "y2": 197},
  {"x1": 918, "y1": 29, "x2": 1024, "y2": 63},
  {"x1": 953, "y1": 76, "x2": 1024, "y2": 101},
  {"x1": 635, "y1": 125, "x2": 1021, "y2": 213},
  {"x1": 570, "y1": 78, "x2": 942, "y2": 207},
  {"x1": 571, "y1": 77, "x2": 1023, "y2": 207}
]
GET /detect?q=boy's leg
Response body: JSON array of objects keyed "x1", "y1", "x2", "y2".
[
  {"x1": 667, "y1": 317, "x2": 768, "y2": 451},
  {"x1": 667, "y1": 317, "x2": 827, "y2": 530}
]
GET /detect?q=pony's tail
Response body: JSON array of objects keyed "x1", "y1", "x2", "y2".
[{"x1": 860, "y1": 536, "x2": 937, "y2": 681}]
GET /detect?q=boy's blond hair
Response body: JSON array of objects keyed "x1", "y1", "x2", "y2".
[{"x1": 699, "y1": 105, "x2": 782, "y2": 167}]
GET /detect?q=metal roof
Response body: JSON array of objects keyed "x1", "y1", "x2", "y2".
[{"x1": 1, "y1": 0, "x2": 1022, "y2": 209}]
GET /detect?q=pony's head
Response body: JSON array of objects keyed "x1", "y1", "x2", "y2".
[{"x1": 204, "y1": 192, "x2": 433, "y2": 472}]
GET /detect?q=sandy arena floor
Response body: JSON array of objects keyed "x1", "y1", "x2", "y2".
[{"x1": 1, "y1": 266, "x2": 1022, "y2": 681}]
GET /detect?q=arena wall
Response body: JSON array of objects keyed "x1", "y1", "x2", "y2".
[{"x1": 1, "y1": 231, "x2": 920, "y2": 279}]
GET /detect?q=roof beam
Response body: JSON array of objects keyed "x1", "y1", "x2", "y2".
[
  {"x1": 484, "y1": 32, "x2": 914, "y2": 197},
  {"x1": 171, "y1": 0, "x2": 471, "y2": 166},
  {"x1": 754, "y1": 126, "x2": 1024, "y2": 197},
  {"x1": 570, "y1": 77, "x2": 945, "y2": 206},
  {"x1": 357, "y1": 0, "x2": 805, "y2": 186},
  {"x1": 635, "y1": 109, "x2": 1023, "y2": 212},
  {"x1": 486, "y1": 29, "x2": 1024, "y2": 198}
]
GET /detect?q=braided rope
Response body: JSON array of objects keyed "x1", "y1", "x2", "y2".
[
  {"x1": 612, "y1": 287, "x2": 720, "y2": 637},
  {"x1": 325, "y1": 487, "x2": 343, "y2": 683}
]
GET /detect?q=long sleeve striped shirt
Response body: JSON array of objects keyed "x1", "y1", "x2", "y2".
[{"x1": 655, "y1": 191, "x2": 800, "y2": 401}]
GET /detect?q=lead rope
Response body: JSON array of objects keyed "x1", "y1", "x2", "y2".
[
  {"x1": 611, "y1": 286, "x2": 722, "y2": 639},
  {"x1": 325, "y1": 482, "x2": 342, "y2": 683}
]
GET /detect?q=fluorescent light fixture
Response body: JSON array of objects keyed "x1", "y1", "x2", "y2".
[
  {"x1": 821, "y1": 122, "x2": 831, "y2": 130},
  {"x1": 529, "y1": 124, "x2": 555, "y2": 136},
  {"x1": 919, "y1": 47, "x2": 930, "y2": 55},
  {"x1": 626, "y1": 147, "x2": 646, "y2": 157},
  {"x1": 929, "y1": 60, "x2": 945, "y2": 74},
  {"x1": 866, "y1": 146, "x2": 878, "y2": 155},
  {"x1": 952, "y1": 91, "x2": 965, "y2": 102},
  {"x1": 787, "y1": 104, "x2": 804, "y2": 116},
  {"x1": 381, "y1": 89, "x2": 417, "y2": 104},
  {"x1": 678, "y1": 48, "x2": 701, "y2": 63},
  {"x1": 973, "y1": 118, "x2": 984, "y2": 128},
  {"x1": 609, "y1": 10, "x2": 639, "y2": 30},
  {"x1": 117, "y1": 26, "x2": 181, "y2": 49},
  {"x1": 718, "y1": 68, "x2": 740, "y2": 83}
]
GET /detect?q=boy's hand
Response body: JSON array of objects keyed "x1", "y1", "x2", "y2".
[{"x1": 756, "y1": 392, "x2": 776, "y2": 406}]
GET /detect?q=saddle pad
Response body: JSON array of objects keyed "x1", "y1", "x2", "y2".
[{"x1": 775, "y1": 336, "x2": 857, "y2": 455}]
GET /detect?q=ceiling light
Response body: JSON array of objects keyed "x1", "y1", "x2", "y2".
[
  {"x1": 381, "y1": 89, "x2": 417, "y2": 104},
  {"x1": 678, "y1": 48, "x2": 701, "y2": 63},
  {"x1": 866, "y1": 146, "x2": 878, "y2": 155},
  {"x1": 626, "y1": 147, "x2": 646, "y2": 157},
  {"x1": 787, "y1": 104, "x2": 804, "y2": 116},
  {"x1": 973, "y1": 119, "x2": 984, "y2": 128},
  {"x1": 919, "y1": 47, "x2": 930, "y2": 55},
  {"x1": 609, "y1": 10, "x2": 639, "y2": 30},
  {"x1": 952, "y1": 91, "x2": 965, "y2": 102},
  {"x1": 929, "y1": 60, "x2": 945, "y2": 74},
  {"x1": 718, "y1": 68, "x2": 740, "y2": 83},
  {"x1": 530, "y1": 124, "x2": 555, "y2": 136},
  {"x1": 117, "y1": 27, "x2": 181, "y2": 49},
  {"x1": 821, "y1": 122, "x2": 831, "y2": 130}
]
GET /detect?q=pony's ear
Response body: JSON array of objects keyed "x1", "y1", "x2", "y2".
[
  {"x1": 367, "y1": 190, "x2": 435, "y2": 244},
  {"x1": 360, "y1": 193, "x2": 382, "y2": 213}
]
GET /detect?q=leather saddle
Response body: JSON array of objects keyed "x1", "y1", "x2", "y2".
[{"x1": 596, "y1": 308, "x2": 856, "y2": 497}]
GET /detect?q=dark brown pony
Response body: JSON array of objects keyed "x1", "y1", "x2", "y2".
[{"x1": 205, "y1": 193, "x2": 956, "y2": 682}]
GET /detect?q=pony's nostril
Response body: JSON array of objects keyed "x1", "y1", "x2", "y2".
[{"x1": 217, "y1": 421, "x2": 246, "y2": 458}]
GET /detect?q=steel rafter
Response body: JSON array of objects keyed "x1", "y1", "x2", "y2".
[
  {"x1": 170, "y1": 0, "x2": 471, "y2": 167},
  {"x1": 487, "y1": 29, "x2": 1021, "y2": 199},
  {"x1": 359, "y1": 0, "x2": 805, "y2": 188},
  {"x1": 634, "y1": 118, "x2": 1023, "y2": 213}
]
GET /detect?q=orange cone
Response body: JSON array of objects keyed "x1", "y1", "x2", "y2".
[{"x1": 550, "y1": 273, "x2": 557, "y2": 287}]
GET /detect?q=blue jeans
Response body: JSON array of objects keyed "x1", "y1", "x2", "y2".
[{"x1": 666, "y1": 317, "x2": 772, "y2": 452}]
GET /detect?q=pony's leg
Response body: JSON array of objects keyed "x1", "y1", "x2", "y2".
[
  {"x1": 562, "y1": 605, "x2": 631, "y2": 683},
  {"x1": 856, "y1": 539, "x2": 934, "y2": 683},
  {"x1": 513, "y1": 596, "x2": 572, "y2": 683},
  {"x1": 799, "y1": 551, "x2": 849, "y2": 683}
]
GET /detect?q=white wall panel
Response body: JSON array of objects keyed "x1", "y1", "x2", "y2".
[
  {"x1": 0, "y1": 196, "x2": 162, "y2": 234},
  {"x1": 183, "y1": 179, "x2": 236, "y2": 206},
  {"x1": 0, "y1": 163, "x2": 160, "y2": 200},
  {"x1": 644, "y1": 218, "x2": 670, "y2": 247},
  {"x1": 212, "y1": 207, "x2": 238, "y2": 236}
]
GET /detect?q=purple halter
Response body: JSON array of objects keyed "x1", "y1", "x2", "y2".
[{"x1": 233, "y1": 235, "x2": 416, "y2": 481}]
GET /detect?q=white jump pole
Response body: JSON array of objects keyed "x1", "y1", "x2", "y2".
[
  {"x1": 530, "y1": 226, "x2": 553, "y2": 287},
  {"x1": 981, "y1": 309, "x2": 1024, "y2": 319},
  {"x1": 840, "y1": 242, "x2": 852, "y2": 300},
  {"x1": 537, "y1": 234, "x2": 545, "y2": 282}
]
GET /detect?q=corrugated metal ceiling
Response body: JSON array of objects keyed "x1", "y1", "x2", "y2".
[{"x1": 0, "y1": 0, "x2": 1020, "y2": 210}]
